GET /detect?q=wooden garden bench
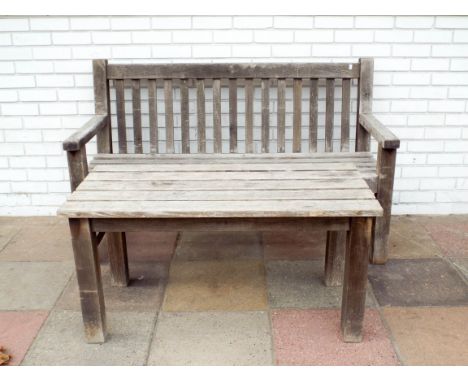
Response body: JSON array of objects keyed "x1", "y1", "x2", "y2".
[{"x1": 58, "y1": 58, "x2": 399, "y2": 344}]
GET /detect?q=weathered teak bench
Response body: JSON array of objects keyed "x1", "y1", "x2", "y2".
[{"x1": 59, "y1": 58, "x2": 399, "y2": 344}]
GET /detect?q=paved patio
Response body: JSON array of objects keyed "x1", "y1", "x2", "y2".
[{"x1": 0, "y1": 215, "x2": 467, "y2": 366}]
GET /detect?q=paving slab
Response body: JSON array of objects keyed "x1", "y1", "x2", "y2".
[
  {"x1": 421, "y1": 217, "x2": 468, "y2": 258},
  {"x1": 0, "y1": 311, "x2": 48, "y2": 366},
  {"x1": 0, "y1": 222, "x2": 73, "y2": 262},
  {"x1": 175, "y1": 231, "x2": 262, "y2": 261},
  {"x1": 262, "y1": 231, "x2": 325, "y2": 261},
  {"x1": 163, "y1": 260, "x2": 268, "y2": 312},
  {"x1": 272, "y1": 309, "x2": 398, "y2": 365},
  {"x1": 56, "y1": 262, "x2": 168, "y2": 312},
  {"x1": 266, "y1": 260, "x2": 376, "y2": 308},
  {"x1": 22, "y1": 310, "x2": 155, "y2": 365},
  {"x1": 99, "y1": 232, "x2": 178, "y2": 263},
  {"x1": 383, "y1": 307, "x2": 468, "y2": 365},
  {"x1": 0, "y1": 224, "x2": 20, "y2": 252},
  {"x1": 368, "y1": 259, "x2": 468, "y2": 307},
  {"x1": 148, "y1": 311, "x2": 272, "y2": 365},
  {"x1": 388, "y1": 216, "x2": 442, "y2": 259},
  {"x1": 0, "y1": 262, "x2": 73, "y2": 310}
]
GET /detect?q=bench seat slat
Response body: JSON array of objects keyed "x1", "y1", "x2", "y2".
[{"x1": 58, "y1": 199, "x2": 382, "y2": 218}]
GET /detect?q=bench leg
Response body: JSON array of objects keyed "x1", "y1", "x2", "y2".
[
  {"x1": 69, "y1": 218, "x2": 106, "y2": 343},
  {"x1": 324, "y1": 231, "x2": 346, "y2": 286},
  {"x1": 341, "y1": 217, "x2": 372, "y2": 343},
  {"x1": 107, "y1": 232, "x2": 129, "y2": 287},
  {"x1": 370, "y1": 146, "x2": 396, "y2": 265}
]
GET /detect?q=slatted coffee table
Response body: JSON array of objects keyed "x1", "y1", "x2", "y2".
[{"x1": 58, "y1": 154, "x2": 382, "y2": 344}]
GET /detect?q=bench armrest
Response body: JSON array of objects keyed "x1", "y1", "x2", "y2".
[
  {"x1": 63, "y1": 114, "x2": 108, "y2": 151},
  {"x1": 358, "y1": 113, "x2": 400, "y2": 150}
]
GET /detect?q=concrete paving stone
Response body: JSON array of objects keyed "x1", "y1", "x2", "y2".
[
  {"x1": 56, "y1": 262, "x2": 168, "y2": 312},
  {"x1": 0, "y1": 222, "x2": 73, "y2": 262},
  {"x1": 383, "y1": 307, "x2": 468, "y2": 365},
  {"x1": 272, "y1": 309, "x2": 398, "y2": 365},
  {"x1": 451, "y1": 258, "x2": 468, "y2": 280},
  {"x1": 99, "y1": 232, "x2": 178, "y2": 263},
  {"x1": 0, "y1": 311, "x2": 48, "y2": 366},
  {"x1": 175, "y1": 231, "x2": 262, "y2": 261},
  {"x1": 262, "y1": 231, "x2": 326, "y2": 261},
  {"x1": 163, "y1": 260, "x2": 268, "y2": 312},
  {"x1": 148, "y1": 311, "x2": 273, "y2": 365},
  {"x1": 388, "y1": 216, "x2": 442, "y2": 259},
  {"x1": 421, "y1": 217, "x2": 468, "y2": 258},
  {"x1": 0, "y1": 224, "x2": 20, "y2": 252},
  {"x1": 368, "y1": 259, "x2": 468, "y2": 307},
  {"x1": 22, "y1": 310, "x2": 155, "y2": 365},
  {"x1": 0, "y1": 262, "x2": 73, "y2": 310},
  {"x1": 266, "y1": 260, "x2": 376, "y2": 309}
]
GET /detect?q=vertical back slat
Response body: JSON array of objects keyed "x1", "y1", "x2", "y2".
[
  {"x1": 325, "y1": 78, "x2": 335, "y2": 152},
  {"x1": 309, "y1": 78, "x2": 318, "y2": 152},
  {"x1": 245, "y1": 79, "x2": 254, "y2": 153},
  {"x1": 261, "y1": 79, "x2": 270, "y2": 153},
  {"x1": 148, "y1": 79, "x2": 158, "y2": 154},
  {"x1": 180, "y1": 79, "x2": 190, "y2": 154},
  {"x1": 229, "y1": 79, "x2": 237, "y2": 153},
  {"x1": 132, "y1": 80, "x2": 142, "y2": 154},
  {"x1": 115, "y1": 79, "x2": 127, "y2": 154},
  {"x1": 341, "y1": 78, "x2": 351, "y2": 151},
  {"x1": 164, "y1": 79, "x2": 174, "y2": 154},
  {"x1": 293, "y1": 78, "x2": 302, "y2": 153},
  {"x1": 196, "y1": 79, "x2": 206, "y2": 153},
  {"x1": 212, "y1": 79, "x2": 222, "y2": 153},
  {"x1": 277, "y1": 79, "x2": 286, "y2": 153}
]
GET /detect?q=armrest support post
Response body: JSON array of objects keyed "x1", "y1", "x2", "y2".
[{"x1": 67, "y1": 146, "x2": 88, "y2": 192}]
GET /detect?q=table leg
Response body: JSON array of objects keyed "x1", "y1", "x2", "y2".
[
  {"x1": 107, "y1": 232, "x2": 129, "y2": 287},
  {"x1": 69, "y1": 218, "x2": 106, "y2": 343},
  {"x1": 341, "y1": 217, "x2": 372, "y2": 342}
]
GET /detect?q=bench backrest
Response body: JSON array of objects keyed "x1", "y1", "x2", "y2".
[{"x1": 93, "y1": 58, "x2": 373, "y2": 155}]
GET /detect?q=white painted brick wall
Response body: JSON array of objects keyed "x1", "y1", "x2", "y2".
[{"x1": 1, "y1": 15, "x2": 468, "y2": 215}]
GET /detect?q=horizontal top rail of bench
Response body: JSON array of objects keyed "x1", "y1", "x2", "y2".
[{"x1": 107, "y1": 63, "x2": 360, "y2": 80}]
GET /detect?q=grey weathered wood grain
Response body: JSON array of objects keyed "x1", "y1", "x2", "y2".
[
  {"x1": 371, "y1": 146, "x2": 397, "y2": 264},
  {"x1": 309, "y1": 78, "x2": 318, "y2": 152},
  {"x1": 229, "y1": 79, "x2": 237, "y2": 153},
  {"x1": 69, "y1": 218, "x2": 106, "y2": 343},
  {"x1": 341, "y1": 78, "x2": 351, "y2": 152},
  {"x1": 196, "y1": 79, "x2": 206, "y2": 153},
  {"x1": 107, "y1": 63, "x2": 360, "y2": 79},
  {"x1": 277, "y1": 79, "x2": 286, "y2": 153},
  {"x1": 114, "y1": 79, "x2": 127, "y2": 154},
  {"x1": 92, "y1": 217, "x2": 350, "y2": 233},
  {"x1": 341, "y1": 217, "x2": 372, "y2": 342},
  {"x1": 245, "y1": 79, "x2": 254, "y2": 153},
  {"x1": 324, "y1": 231, "x2": 346, "y2": 286},
  {"x1": 261, "y1": 79, "x2": 270, "y2": 153},
  {"x1": 148, "y1": 79, "x2": 158, "y2": 154},
  {"x1": 63, "y1": 115, "x2": 108, "y2": 152},
  {"x1": 356, "y1": 58, "x2": 373, "y2": 152},
  {"x1": 107, "y1": 232, "x2": 129, "y2": 287},
  {"x1": 213, "y1": 79, "x2": 222, "y2": 153},
  {"x1": 93, "y1": 59, "x2": 112, "y2": 154},
  {"x1": 67, "y1": 146, "x2": 88, "y2": 192},
  {"x1": 132, "y1": 79, "x2": 142, "y2": 154},
  {"x1": 325, "y1": 78, "x2": 335, "y2": 152},
  {"x1": 359, "y1": 113, "x2": 400, "y2": 149},
  {"x1": 293, "y1": 78, "x2": 302, "y2": 153},
  {"x1": 180, "y1": 79, "x2": 190, "y2": 154},
  {"x1": 164, "y1": 79, "x2": 174, "y2": 154}
]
